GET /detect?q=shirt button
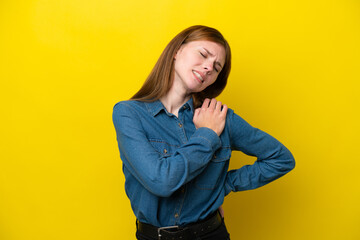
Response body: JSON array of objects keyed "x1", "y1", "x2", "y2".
[
  {"x1": 163, "y1": 149, "x2": 168, "y2": 154},
  {"x1": 213, "y1": 154, "x2": 217, "y2": 159},
  {"x1": 174, "y1": 213, "x2": 179, "y2": 218},
  {"x1": 183, "y1": 106, "x2": 187, "y2": 109},
  {"x1": 181, "y1": 187, "x2": 185, "y2": 193},
  {"x1": 178, "y1": 123, "x2": 183, "y2": 128}
]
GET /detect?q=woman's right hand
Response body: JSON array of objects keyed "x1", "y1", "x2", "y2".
[{"x1": 193, "y1": 98, "x2": 228, "y2": 136}]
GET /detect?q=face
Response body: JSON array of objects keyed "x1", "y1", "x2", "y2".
[{"x1": 173, "y1": 40, "x2": 226, "y2": 94}]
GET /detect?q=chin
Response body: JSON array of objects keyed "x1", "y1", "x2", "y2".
[
  {"x1": 190, "y1": 87, "x2": 205, "y2": 94},
  {"x1": 187, "y1": 83, "x2": 204, "y2": 92}
]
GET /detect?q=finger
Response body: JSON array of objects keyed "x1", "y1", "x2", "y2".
[
  {"x1": 209, "y1": 98, "x2": 217, "y2": 109},
  {"x1": 215, "y1": 101, "x2": 222, "y2": 112},
  {"x1": 193, "y1": 108, "x2": 200, "y2": 118},
  {"x1": 221, "y1": 104, "x2": 228, "y2": 116},
  {"x1": 202, "y1": 98, "x2": 210, "y2": 109},
  {"x1": 218, "y1": 206, "x2": 224, "y2": 218}
]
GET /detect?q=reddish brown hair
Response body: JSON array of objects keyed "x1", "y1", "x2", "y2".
[{"x1": 131, "y1": 25, "x2": 231, "y2": 108}]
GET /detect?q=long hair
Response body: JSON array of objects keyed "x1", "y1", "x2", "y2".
[{"x1": 131, "y1": 25, "x2": 232, "y2": 108}]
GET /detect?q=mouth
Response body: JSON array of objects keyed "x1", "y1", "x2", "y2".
[{"x1": 192, "y1": 70, "x2": 204, "y2": 83}]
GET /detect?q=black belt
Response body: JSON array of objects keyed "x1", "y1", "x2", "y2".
[{"x1": 136, "y1": 211, "x2": 222, "y2": 240}]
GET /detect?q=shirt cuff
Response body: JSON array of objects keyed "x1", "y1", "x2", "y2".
[
  {"x1": 192, "y1": 127, "x2": 222, "y2": 151},
  {"x1": 224, "y1": 177, "x2": 233, "y2": 196}
]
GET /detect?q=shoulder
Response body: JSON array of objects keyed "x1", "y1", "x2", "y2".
[
  {"x1": 113, "y1": 100, "x2": 145, "y2": 111},
  {"x1": 225, "y1": 107, "x2": 249, "y2": 124},
  {"x1": 112, "y1": 101, "x2": 147, "y2": 130},
  {"x1": 113, "y1": 100, "x2": 148, "y2": 116},
  {"x1": 224, "y1": 107, "x2": 255, "y2": 133},
  {"x1": 226, "y1": 107, "x2": 235, "y2": 117},
  {"x1": 112, "y1": 100, "x2": 144, "y2": 122},
  {"x1": 225, "y1": 107, "x2": 242, "y2": 124}
]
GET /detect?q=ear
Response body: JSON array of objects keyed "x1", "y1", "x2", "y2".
[
  {"x1": 174, "y1": 45, "x2": 184, "y2": 60},
  {"x1": 174, "y1": 50, "x2": 179, "y2": 60}
]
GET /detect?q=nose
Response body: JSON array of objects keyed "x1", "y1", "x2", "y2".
[{"x1": 202, "y1": 61, "x2": 213, "y2": 73}]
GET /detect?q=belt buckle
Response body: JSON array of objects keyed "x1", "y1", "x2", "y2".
[{"x1": 157, "y1": 225, "x2": 179, "y2": 239}]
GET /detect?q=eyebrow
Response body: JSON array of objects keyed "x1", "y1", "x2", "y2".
[{"x1": 203, "y1": 47, "x2": 223, "y2": 69}]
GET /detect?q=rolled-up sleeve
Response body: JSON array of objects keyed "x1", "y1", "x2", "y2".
[{"x1": 224, "y1": 110, "x2": 295, "y2": 195}]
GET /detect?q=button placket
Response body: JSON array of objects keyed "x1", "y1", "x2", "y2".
[
  {"x1": 173, "y1": 185, "x2": 186, "y2": 224},
  {"x1": 175, "y1": 115, "x2": 187, "y2": 143}
]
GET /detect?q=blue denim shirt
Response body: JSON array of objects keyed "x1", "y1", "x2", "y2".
[{"x1": 112, "y1": 98, "x2": 295, "y2": 227}]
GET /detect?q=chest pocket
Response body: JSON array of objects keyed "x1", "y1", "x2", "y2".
[
  {"x1": 148, "y1": 139, "x2": 178, "y2": 157},
  {"x1": 194, "y1": 147, "x2": 231, "y2": 190}
]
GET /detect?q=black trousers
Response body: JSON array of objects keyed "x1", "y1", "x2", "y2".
[{"x1": 136, "y1": 217, "x2": 230, "y2": 240}]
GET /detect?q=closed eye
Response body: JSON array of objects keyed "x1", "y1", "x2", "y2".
[{"x1": 200, "y1": 51, "x2": 219, "y2": 72}]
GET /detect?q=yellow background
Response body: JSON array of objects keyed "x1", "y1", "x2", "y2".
[{"x1": 1, "y1": 0, "x2": 359, "y2": 239}]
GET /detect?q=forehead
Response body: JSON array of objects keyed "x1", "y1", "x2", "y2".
[{"x1": 185, "y1": 40, "x2": 226, "y2": 63}]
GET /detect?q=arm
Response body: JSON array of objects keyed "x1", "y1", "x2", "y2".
[
  {"x1": 113, "y1": 101, "x2": 222, "y2": 197},
  {"x1": 224, "y1": 110, "x2": 295, "y2": 195}
]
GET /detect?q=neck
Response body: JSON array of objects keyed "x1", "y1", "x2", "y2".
[{"x1": 160, "y1": 81, "x2": 191, "y2": 117}]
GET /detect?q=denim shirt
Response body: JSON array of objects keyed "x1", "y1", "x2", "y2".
[{"x1": 112, "y1": 98, "x2": 295, "y2": 227}]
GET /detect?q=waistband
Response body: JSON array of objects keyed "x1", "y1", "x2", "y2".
[{"x1": 136, "y1": 211, "x2": 223, "y2": 240}]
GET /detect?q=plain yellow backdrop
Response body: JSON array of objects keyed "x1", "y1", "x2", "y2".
[{"x1": 1, "y1": 0, "x2": 359, "y2": 239}]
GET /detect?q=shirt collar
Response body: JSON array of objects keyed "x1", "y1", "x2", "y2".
[
  {"x1": 145, "y1": 97, "x2": 194, "y2": 117},
  {"x1": 183, "y1": 97, "x2": 195, "y2": 113}
]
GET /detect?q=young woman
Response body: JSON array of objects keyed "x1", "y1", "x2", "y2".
[{"x1": 112, "y1": 25, "x2": 295, "y2": 240}]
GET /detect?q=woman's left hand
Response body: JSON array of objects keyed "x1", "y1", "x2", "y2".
[{"x1": 218, "y1": 205, "x2": 224, "y2": 218}]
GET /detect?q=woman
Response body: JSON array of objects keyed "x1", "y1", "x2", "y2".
[{"x1": 113, "y1": 25, "x2": 295, "y2": 240}]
